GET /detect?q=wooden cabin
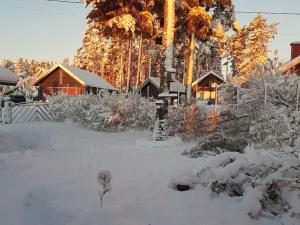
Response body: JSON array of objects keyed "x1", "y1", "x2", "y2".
[
  {"x1": 138, "y1": 76, "x2": 186, "y2": 100},
  {"x1": 192, "y1": 70, "x2": 224, "y2": 104},
  {"x1": 279, "y1": 42, "x2": 300, "y2": 75},
  {"x1": 32, "y1": 64, "x2": 116, "y2": 99},
  {"x1": 0, "y1": 67, "x2": 19, "y2": 86}
]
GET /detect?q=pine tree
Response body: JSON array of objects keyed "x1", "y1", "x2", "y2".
[
  {"x1": 229, "y1": 15, "x2": 277, "y2": 83},
  {"x1": 82, "y1": 0, "x2": 160, "y2": 92},
  {"x1": 73, "y1": 24, "x2": 108, "y2": 76}
]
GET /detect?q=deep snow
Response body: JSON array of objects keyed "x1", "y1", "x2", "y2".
[{"x1": 0, "y1": 123, "x2": 285, "y2": 225}]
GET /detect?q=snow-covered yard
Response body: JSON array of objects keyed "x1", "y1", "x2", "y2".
[{"x1": 0, "y1": 123, "x2": 294, "y2": 225}]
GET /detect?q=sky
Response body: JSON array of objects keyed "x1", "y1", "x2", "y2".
[{"x1": 0, "y1": 0, "x2": 299, "y2": 63}]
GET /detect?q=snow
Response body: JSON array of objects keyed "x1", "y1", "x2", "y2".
[
  {"x1": 62, "y1": 64, "x2": 117, "y2": 91},
  {"x1": 33, "y1": 64, "x2": 116, "y2": 91},
  {"x1": 0, "y1": 122, "x2": 291, "y2": 225},
  {"x1": 138, "y1": 76, "x2": 186, "y2": 93},
  {"x1": 0, "y1": 67, "x2": 19, "y2": 85},
  {"x1": 192, "y1": 70, "x2": 224, "y2": 87}
]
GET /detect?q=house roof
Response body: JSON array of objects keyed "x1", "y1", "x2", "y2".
[
  {"x1": 192, "y1": 70, "x2": 224, "y2": 87},
  {"x1": 291, "y1": 42, "x2": 300, "y2": 45},
  {"x1": 138, "y1": 76, "x2": 186, "y2": 93},
  {"x1": 33, "y1": 63, "x2": 117, "y2": 91},
  {"x1": 279, "y1": 55, "x2": 300, "y2": 73},
  {"x1": 0, "y1": 67, "x2": 19, "y2": 85}
]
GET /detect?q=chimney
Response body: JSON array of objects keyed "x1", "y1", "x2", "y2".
[{"x1": 290, "y1": 42, "x2": 300, "y2": 59}]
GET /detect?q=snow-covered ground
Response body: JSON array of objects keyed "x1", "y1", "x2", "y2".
[{"x1": 0, "y1": 123, "x2": 286, "y2": 225}]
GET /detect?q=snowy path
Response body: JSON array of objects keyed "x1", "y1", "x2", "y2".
[{"x1": 0, "y1": 123, "x2": 279, "y2": 225}]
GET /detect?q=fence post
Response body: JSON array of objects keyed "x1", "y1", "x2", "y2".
[{"x1": 2, "y1": 101, "x2": 12, "y2": 124}]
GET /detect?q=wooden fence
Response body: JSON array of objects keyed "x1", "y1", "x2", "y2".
[{"x1": 1, "y1": 102, "x2": 54, "y2": 124}]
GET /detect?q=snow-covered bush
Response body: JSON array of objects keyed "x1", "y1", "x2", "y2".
[
  {"x1": 219, "y1": 73, "x2": 300, "y2": 150},
  {"x1": 48, "y1": 93, "x2": 72, "y2": 122},
  {"x1": 167, "y1": 105, "x2": 186, "y2": 136},
  {"x1": 167, "y1": 104, "x2": 208, "y2": 138},
  {"x1": 48, "y1": 92, "x2": 156, "y2": 131},
  {"x1": 196, "y1": 148, "x2": 300, "y2": 219},
  {"x1": 188, "y1": 137, "x2": 248, "y2": 158}
]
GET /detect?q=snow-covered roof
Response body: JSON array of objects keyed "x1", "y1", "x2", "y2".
[
  {"x1": 33, "y1": 64, "x2": 117, "y2": 91},
  {"x1": 279, "y1": 55, "x2": 300, "y2": 73},
  {"x1": 138, "y1": 76, "x2": 186, "y2": 93},
  {"x1": 192, "y1": 70, "x2": 224, "y2": 87},
  {"x1": 0, "y1": 67, "x2": 19, "y2": 85}
]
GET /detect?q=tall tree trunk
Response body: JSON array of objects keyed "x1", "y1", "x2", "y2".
[
  {"x1": 161, "y1": 0, "x2": 175, "y2": 92},
  {"x1": 153, "y1": 0, "x2": 176, "y2": 141},
  {"x1": 135, "y1": 35, "x2": 143, "y2": 89},
  {"x1": 101, "y1": 57, "x2": 105, "y2": 78},
  {"x1": 182, "y1": 52, "x2": 187, "y2": 85},
  {"x1": 186, "y1": 32, "x2": 195, "y2": 104},
  {"x1": 117, "y1": 51, "x2": 124, "y2": 89},
  {"x1": 126, "y1": 37, "x2": 133, "y2": 93},
  {"x1": 148, "y1": 56, "x2": 152, "y2": 78}
]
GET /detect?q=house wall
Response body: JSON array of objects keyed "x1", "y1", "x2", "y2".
[
  {"x1": 140, "y1": 82, "x2": 159, "y2": 98},
  {"x1": 291, "y1": 43, "x2": 300, "y2": 59},
  {"x1": 36, "y1": 68, "x2": 84, "y2": 99},
  {"x1": 192, "y1": 74, "x2": 224, "y2": 104}
]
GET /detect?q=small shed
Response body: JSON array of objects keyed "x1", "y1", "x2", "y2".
[
  {"x1": 32, "y1": 64, "x2": 116, "y2": 99},
  {"x1": 192, "y1": 70, "x2": 224, "y2": 104},
  {"x1": 0, "y1": 67, "x2": 19, "y2": 86},
  {"x1": 138, "y1": 76, "x2": 185, "y2": 99}
]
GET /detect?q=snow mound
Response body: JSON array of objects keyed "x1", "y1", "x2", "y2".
[{"x1": 196, "y1": 147, "x2": 300, "y2": 220}]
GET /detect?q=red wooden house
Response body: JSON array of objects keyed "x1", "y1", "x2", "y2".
[
  {"x1": 279, "y1": 42, "x2": 300, "y2": 75},
  {"x1": 192, "y1": 70, "x2": 225, "y2": 104},
  {"x1": 33, "y1": 64, "x2": 116, "y2": 99}
]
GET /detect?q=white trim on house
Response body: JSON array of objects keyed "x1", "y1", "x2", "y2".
[
  {"x1": 192, "y1": 70, "x2": 224, "y2": 87},
  {"x1": 138, "y1": 76, "x2": 186, "y2": 93}
]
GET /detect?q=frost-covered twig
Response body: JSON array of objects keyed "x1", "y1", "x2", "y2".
[{"x1": 97, "y1": 170, "x2": 112, "y2": 207}]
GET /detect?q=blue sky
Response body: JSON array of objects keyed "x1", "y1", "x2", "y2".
[{"x1": 0, "y1": 0, "x2": 299, "y2": 62}]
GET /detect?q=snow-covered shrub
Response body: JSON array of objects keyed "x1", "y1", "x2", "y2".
[
  {"x1": 196, "y1": 148, "x2": 300, "y2": 219},
  {"x1": 188, "y1": 137, "x2": 248, "y2": 158},
  {"x1": 166, "y1": 105, "x2": 186, "y2": 136},
  {"x1": 152, "y1": 118, "x2": 168, "y2": 141},
  {"x1": 97, "y1": 170, "x2": 112, "y2": 207},
  {"x1": 48, "y1": 92, "x2": 156, "y2": 132},
  {"x1": 167, "y1": 104, "x2": 208, "y2": 138},
  {"x1": 48, "y1": 93, "x2": 72, "y2": 122},
  {"x1": 219, "y1": 73, "x2": 300, "y2": 150}
]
